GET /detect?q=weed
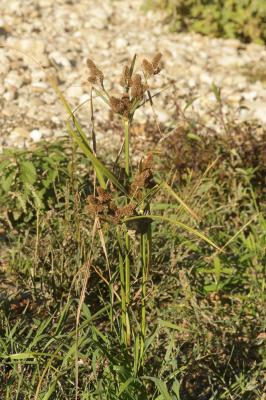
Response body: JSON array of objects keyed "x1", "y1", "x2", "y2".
[
  {"x1": 144, "y1": 0, "x2": 266, "y2": 44},
  {"x1": 0, "y1": 53, "x2": 265, "y2": 399}
]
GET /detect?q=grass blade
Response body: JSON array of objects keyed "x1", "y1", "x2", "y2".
[
  {"x1": 160, "y1": 181, "x2": 201, "y2": 222},
  {"x1": 124, "y1": 214, "x2": 220, "y2": 250},
  {"x1": 67, "y1": 122, "x2": 127, "y2": 194}
]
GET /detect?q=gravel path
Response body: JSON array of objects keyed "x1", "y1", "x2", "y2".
[{"x1": 0, "y1": 0, "x2": 266, "y2": 152}]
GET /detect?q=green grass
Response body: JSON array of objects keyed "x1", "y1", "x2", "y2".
[
  {"x1": 143, "y1": 0, "x2": 266, "y2": 45},
  {"x1": 1, "y1": 54, "x2": 266, "y2": 399}
]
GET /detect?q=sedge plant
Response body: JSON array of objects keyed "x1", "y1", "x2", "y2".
[{"x1": 51, "y1": 52, "x2": 220, "y2": 374}]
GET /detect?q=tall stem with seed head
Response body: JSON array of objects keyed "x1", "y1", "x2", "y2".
[{"x1": 124, "y1": 117, "x2": 131, "y2": 346}]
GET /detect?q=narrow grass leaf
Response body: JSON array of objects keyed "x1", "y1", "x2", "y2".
[
  {"x1": 41, "y1": 382, "x2": 57, "y2": 400},
  {"x1": 143, "y1": 376, "x2": 172, "y2": 400},
  {"x1": 124, "y1": 215, "x2": 220, "y2": 250},
  {"x1": 67, "y1": 122, "x2": 127, "y2": 194},
  {"x1": 118, "y1": 377, "x2": 136, "y2": 395},
  {"x1": 159, "y1": 181, "x2": 201, "y2": 222}
]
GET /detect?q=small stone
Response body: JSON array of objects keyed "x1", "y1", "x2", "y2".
[
  {"x1": 3, "y1": 90, "x2": 16, "y2": 101},
  {"x1": 89, "y1": 17, "x2": 106, "y2": 30},
  {"x1": 115, "y1": 38, "x2": 128, "y2": 49},
  {"x1": 49, "y1": 51, "x2": 71, "y2": 68},
  {"x1": 200, "y1": 73, "x2": 213, "y2": 85},
  {"x1": 31, "y1": 81, "x2": 48, "y2": 92},
  {"x1": 30, "y1": 129, "x2": 42, "y2": 142},
  {"x1": 0, "y1": 53, "x2": 10, "y2": 75},
  {"x1": 188, "y1": 78, "x2": 196, "y2": 88},
  {"x1": 157, "y1": 110, "x2": 169, "y2": 124},
  {"x1": 4, "y1": 72, "x2": 23, "y2": 89},
  {"x1": 66, "y1": 86, "x2": 83, "y2": 98},
  {"x1": 252, "y1": 101, "x2": 266, "y2": 123},
  {"x1": 242, "y1": 91, "x2": 257, "y2": 101},
  {"x1": 218, "y1": 55, "x2": 239, "y2": 67}
]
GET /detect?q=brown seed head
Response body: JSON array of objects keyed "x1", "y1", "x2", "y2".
[
  {"x1": 87, "y1": 58, "x2": 97, "y2": 72},
  {"x1": 96, "y1": 187, "x2": 112, "y2": 203},
  {"x1": 152, "y1": 52, "x2": 162, "y2": 70},
  {"x1": 87, "y1": 195, "x2": 98, "y2": 205},
  {"x1": 119, "y1": 65, "x2": 132, "y2": 88},
  {"x1": 110, "y1": 95, "x2": 130, "y2": 117},
  {"x1": 86, "y1": 58, "x2": 104, "y2": 86},
  {"x1": 130, "y1": 155, "x2": 154, "y2": 195},
  {"x1": 140, "y1": 154, "x2": 153, "y2": 172},
  {"x1": 110, "y1": 96, "x2": 123, "y2": 114},
  {"x1": 87, "y1": 195, "x2": 104, "y2": 214},
  {"x1": 142, "y1": 59, "x2": 154, "y2": 76},
  {"x1": 115, "y1": 203, "x2": 136, "y2": 218},
  {"x1": 121, "y1": 93, "x2": 130, "y2": 108},
  {"x1": 131, "y1": 74, "x2": 146, "y2": 99},
  {"x1": 88, "y1": 75, "x2": 97, "y2": 84}
]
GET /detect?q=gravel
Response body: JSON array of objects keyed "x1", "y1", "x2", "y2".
[{"x1": 0, "y1": 0, "x2": 266, "y2": 153}]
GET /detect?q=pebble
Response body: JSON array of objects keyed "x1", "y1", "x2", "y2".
[
  {"x1": 157, "y1": 110, "x2": 170, "y2": 124},
  {"x1": 115, "y1": 38, "x2": 128, "y2": 49},
  {"x1": 30, "y1": 129, "x2": 42, "y2": 142},
  {"x1": 4, "y1": 72, "x2": 23, "y2": 89},
  {"x1": 49, "y1": 51, "x2": 71, "y2": 69},
  {"x1": 252, "y1": 102, "x2": 266, "y2": 123},
  {"x1": 66, "y1": 85, "x2": 83, "y2": 98},
  {"x1": 242, "y1": 91, "x2": 257, "y2": 101}
]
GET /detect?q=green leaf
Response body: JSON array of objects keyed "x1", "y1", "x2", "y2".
[
  {"x1": 187, "y1": 132, "x2": 202, "y2": 142},
  {"x1": 20, "y1": 161, "x2": 37, "y2": 185},
  {"x1": 118, "y1": 377, "x2": 136, "y2": 395},
  {"x1": 158, "y1": 319, "x2": 181, "y2": 331},
  {"x1": 1, "y1": 170, "x2": 16, "y2": 192},
  {"x1": 143, "y1": 376, "x2": 172, "y2": 400},
  {"x1": 124, "y1": 214, "x2": 220, "y2": 250},
  {"x1": 159, "y1": 181, "x2": 200, "y2": 222},
  {"x1": 66, "y1": 121, "x2": 127, "y2": 194},
  {"x1": 41, "y1": 381, "x2": 57, "y2": 400}
]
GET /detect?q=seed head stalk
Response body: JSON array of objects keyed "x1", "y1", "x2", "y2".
[{"x1": 124, "y1": 117, "x2": 131, "y2": 347}]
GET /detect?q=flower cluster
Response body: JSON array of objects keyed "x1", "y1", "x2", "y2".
[
  {"x1": 130, "y1": 154, "x2": 154, "y2": 199},
  {"x1": 86, "y1": 52, "x2": 163, "y2": 118},
  {"x1": 87, "y1": 58, "x2": 104, "y2": 88},
  {"x1": 142, "y1": 52, "x2": 162, "y2": 76},
  {"x1": 87, "y1": 187, "x2": 137, "y2": 224}
]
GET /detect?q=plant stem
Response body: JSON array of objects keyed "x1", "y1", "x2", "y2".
[
  {"x1": 140, "y1": 223, "x2": 152, "y2": 365},
  {"x1": 125, "y1": 233, "x2": 131, "y2": 346},
  {"x1": 117, "y1": 230, "x2": 127, "y2": 345},
  {"x1": 124, "y1": 117, "x2": 131, "y2": 346},
  {"x1": 124, "y1": 118, "x2": 130, "y2": 177}
]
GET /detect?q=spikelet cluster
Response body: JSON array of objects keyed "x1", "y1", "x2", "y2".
[
  {"x1": 87, "y1": 58, "x2": 104, "y2": 87},
  {"x1": 87, "y1": 187, "x2": 137, "y2": 223},
  {"x1": 142, "y1": 52, "x2": 162, "y2": 76},
  {"x1": 110, "y1": 94, "x2": 130, "y2": 117},
  {"x1": 119, "y1": 65, "x2": 132, "y2": 89},
  {"x1": 131, "y1": 74, "x2": 147, "y2": 99},
  {"x1": 130, "y1": 154, "x2": 155, "y2": 199},
  {"x1": 86, "y1": 53, "x2": 162, "y2": 118}
]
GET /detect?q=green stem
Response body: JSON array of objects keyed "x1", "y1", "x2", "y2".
[
  {"x1": 124, "y1": 118, "x2": 130, "y2": 177},
  {"x1": 140, "y1": 232, "x2": 147, "y2": 362},
  {"x1": 124, "y1": 117, "x2": 131, "y2": 346},
  {"x1": 125, "y1": 233, "x2": 131, "y2": 346},
  {"x1": 117, "y1": 230, "x2": 127, "y2": 345},
  {"x1": 140, "y1": 224, "x2": 152, "y2": 366}
]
